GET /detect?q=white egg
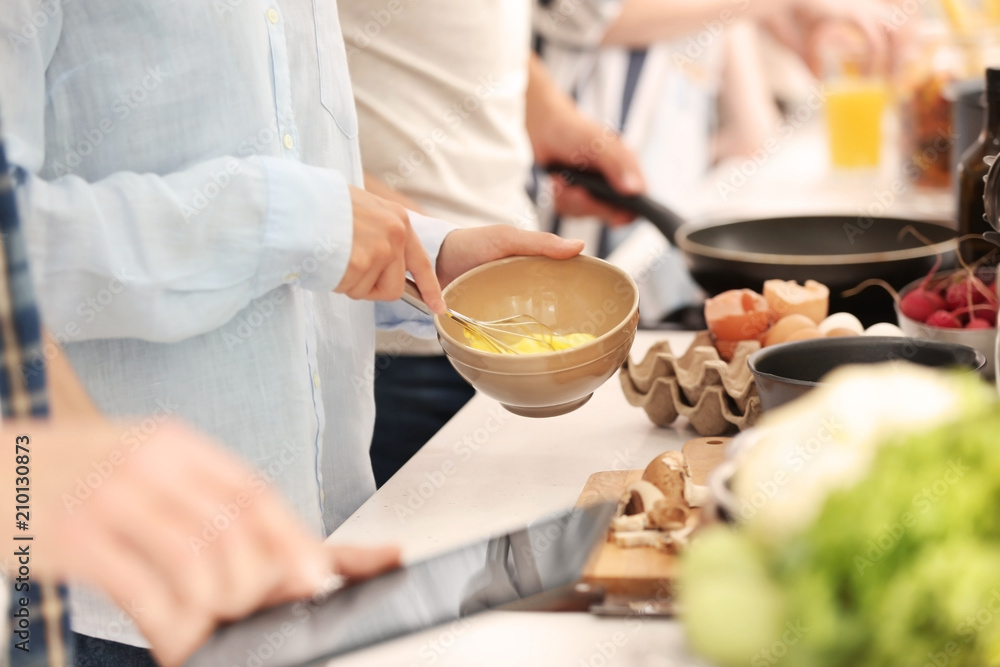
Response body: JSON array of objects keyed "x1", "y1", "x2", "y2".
[
  {"x1": 818, "y1": 312, "x2": 864, "y2": 335},
  {"x1": 864, "y1": 322, "x2": 905, "y2": 337}
]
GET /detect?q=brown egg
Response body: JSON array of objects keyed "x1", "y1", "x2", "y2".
[
  {"x1": 825, "y1": 327, "x2": 860, "y2": 338},
  {"x1": 764, "y1": 314, "x2": 817, "y2": 347},
  {"x1": 783, "y1": 327, "x2": 823, "y2": 342}
]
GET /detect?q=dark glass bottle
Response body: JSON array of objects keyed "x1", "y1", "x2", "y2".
[{"x1": 958, "y1": 67, "x2": 1000, "y2": 265}]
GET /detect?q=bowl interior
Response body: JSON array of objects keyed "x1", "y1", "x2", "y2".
[
  {"x1": 438, "y1": 255, "x2": 638, "y2": 350},
  {"x1": 749, "y1": 336, "x2": 986, "y2": 386}
]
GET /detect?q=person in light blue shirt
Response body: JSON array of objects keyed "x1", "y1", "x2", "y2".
[{"x1": 0, "y1": 2, "x2": 584, "y2": 663}]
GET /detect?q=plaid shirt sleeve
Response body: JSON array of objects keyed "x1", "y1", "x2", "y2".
[{"x1": 0, "y1": 121, "x2": 73, "y2": 666}]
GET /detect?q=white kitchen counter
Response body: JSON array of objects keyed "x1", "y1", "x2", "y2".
[
  {"x1": 325, "y1": 331, "x2": 709, "y2": 667},
  {"x1": 321, "y1": 114, "x2": 960, "y2": 666},
  {"x1": 329, "y1": 331, "x2": 696, "y2": 562},
  {"x1": 324, "y1": 608, "x2": 707, "y2": 667}
]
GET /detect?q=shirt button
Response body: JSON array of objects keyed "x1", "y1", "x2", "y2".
[
  {"x1": 282, "y1": 133, "x2": 294, "y2": 150},
  {"x1": 312, "y1": 373, "x2": 321, "y2": 389},
  {"x1": 266, "y1": 8, "x2": 280, "y2": 24}
]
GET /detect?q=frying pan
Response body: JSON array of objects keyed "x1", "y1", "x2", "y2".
[{"x1": 555, "y1": 168, "x2": 958, "y2": 325}]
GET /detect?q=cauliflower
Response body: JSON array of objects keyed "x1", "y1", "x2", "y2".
[{"x1": 732, "y1": 363, "x2": 993, "y2": 539}]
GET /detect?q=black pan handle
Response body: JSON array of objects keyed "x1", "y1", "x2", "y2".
[{"x1": 545, "y1": 165, "x2": 687, "y2": 246}]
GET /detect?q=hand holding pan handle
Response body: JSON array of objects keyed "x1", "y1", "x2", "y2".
[{"x1": 545, "y1": 164, "x2": 687, "y2": 246}]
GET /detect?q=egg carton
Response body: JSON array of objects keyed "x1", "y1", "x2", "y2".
[{"x1": 619, "y1": 331, "x2": 763, "y2": 436}]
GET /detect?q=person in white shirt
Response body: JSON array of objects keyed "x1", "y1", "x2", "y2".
[
  {"x1": 339, "y1": 1, "x2": 647, "y2": 487},
  {"x1": 535, "y1": 0, "x2": 902, "y2": 325},
  {"x1": 0, "y1": 1, "x2": 583, "y2": 663}
]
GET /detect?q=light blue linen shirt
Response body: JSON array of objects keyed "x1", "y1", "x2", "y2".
[{"x1": 0, "y1": 0, "x2": 449, "y2": 647}]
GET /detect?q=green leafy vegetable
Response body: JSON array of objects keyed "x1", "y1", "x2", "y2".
[{"x1": 683, "y1": 367, "x2": 1000, "y2": 666}]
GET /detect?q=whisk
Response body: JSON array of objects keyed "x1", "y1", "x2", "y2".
[{"x1": 402, "y1": 278, "x2": 559, "y2": 354}]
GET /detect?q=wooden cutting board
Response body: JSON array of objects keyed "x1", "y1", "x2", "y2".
[{"x1": 576, "y1": 437, "x2": 730, "y2": 597}]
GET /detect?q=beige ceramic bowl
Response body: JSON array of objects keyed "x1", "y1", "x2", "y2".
[{"x1": 436, "y1": 255, "x2": 639, "y2": 418}]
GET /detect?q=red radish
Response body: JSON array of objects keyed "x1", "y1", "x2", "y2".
[
  {"x1": 971, "y1": 277, "x2": 998, "y2": 305},
  {"x1": 899, "y1": 288, "x2": 945, "y2": 323},
  {"x1": 853, "y1": 228, "x2": 1000, "y2": 333},
  {"x1": 840, "y1": 278, "x2": 942, "y2": 323},
  {"x1": 925, "y1": 309, "x2": 961, "y2": 328},
  {"x1": 944, "y1": 279, "x2": 990, "y2": 310},
  {"x1": 923, "y1": 302, "x2": 997, "y2": 329},
  {"x1": 953, "y1": 251, "x2": 1000, "y2": 306},
  {"x1": 842, "y1": 245, "x2": 947, "y2": 323},
  {"x1": 950, "y1": 303, "x2": 998, "y2": 323}
]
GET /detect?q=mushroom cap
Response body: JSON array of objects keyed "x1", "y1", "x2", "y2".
[{"x1": 641, "y1": 451, "x2": 687, "y2": 503}]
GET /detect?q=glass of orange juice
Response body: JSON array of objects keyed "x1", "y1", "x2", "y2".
[{"x1": 825, "y1": 69, "x2": 888, "y2": 168}]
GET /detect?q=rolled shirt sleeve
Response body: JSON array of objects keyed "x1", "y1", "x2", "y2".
[
  {"x1": 13, "y1": 156, "x2": 354, "y2": 344},
  {"x1": 257, "y1": 156, "x2": 353, "y2": 294}
]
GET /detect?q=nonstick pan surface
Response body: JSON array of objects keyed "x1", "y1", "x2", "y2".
[
  {"x1": 553, "y1": 168, "x2": 958, "y2": 325},
  {"x1": 676, "y1": 215, "x2": 956, "y2": 313},
  {"x1": 678, "y1": 215, "x2": 954, "y2": 261}
]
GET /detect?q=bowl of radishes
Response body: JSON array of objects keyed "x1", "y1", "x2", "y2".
[{"x1": 894, "y1": 266, "x2": 997, "y2": 380}]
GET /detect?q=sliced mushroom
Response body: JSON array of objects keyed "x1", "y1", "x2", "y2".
[
  {"x1": 611, "y1": 513, "x2": 647, "y2": 533},
  {"x1": 647, "y1": 499, "x2": 690, "y2": 531},
  {"x1": 613, "y1": 530, "x2": 667, "y2": 549},
  {"x1": 610, "y1": 449, "x2": 714, "y2": 551},
  {"x1": 683, "y1": 476, "x2": 711, "y2": 508},
  {"x1": 666, "y1": 519, "x2": 699, "y2": 549},
  {"x1": 641, "y1": 452, "x2": 687, "y2": 504},
  {"x1": 621, "y1": 480, "x2": 666, "y2": 516}
]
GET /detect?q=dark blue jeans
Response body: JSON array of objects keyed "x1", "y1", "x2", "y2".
[
  {"x1": 72, "y1": 633, "x2": 156, "y2": 667},
  {"x1": 371, "y1": 354, "x2": 475, "y2": 487}
]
